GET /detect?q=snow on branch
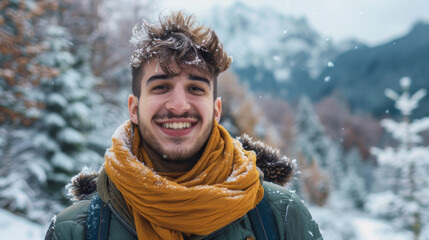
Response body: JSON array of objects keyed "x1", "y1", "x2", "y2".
[
  {"x1": 380, "y1": 119, "x2": 423, "y2": 144},
  {"x1": 385, "y1": 77, "x2": 427, "y2": 116}
]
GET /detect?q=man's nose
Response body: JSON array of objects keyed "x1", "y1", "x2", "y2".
[{"x1": 165, "y1": 87, "x2": 191, "y2": 114}]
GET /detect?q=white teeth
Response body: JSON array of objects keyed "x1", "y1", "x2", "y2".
[{"x1": 162, "y1": 122, "x2": 191, "y2": 129}]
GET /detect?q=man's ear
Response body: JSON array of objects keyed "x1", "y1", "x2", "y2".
[
  {"x1": 214, "y1": 97, "x2": 222, "y2": 122},
  {"x1": 128, "y1": 94, "x2": 139, "y2": 124}
]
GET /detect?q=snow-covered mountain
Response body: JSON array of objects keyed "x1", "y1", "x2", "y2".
[
  {"x1": 204, "y1": 2, "x2": 429, "y2": 118},
  {"x1": 314, "y1": 22, "x2": 429, "y2": 118},
  {"x1": 203, "y1": 1, "x2": 359, "y2": 98}
]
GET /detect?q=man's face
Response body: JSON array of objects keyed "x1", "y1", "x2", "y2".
[{"x1": 128, "y1": 59, "x2": 222, "y2": 162}]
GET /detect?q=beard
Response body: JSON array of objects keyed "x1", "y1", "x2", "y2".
[{"x1": 136, "y1": 109, "x2": 214, "y2": 162}]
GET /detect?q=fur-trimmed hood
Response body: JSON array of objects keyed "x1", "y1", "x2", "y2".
[{"x1": 67, "y1": 134, "x2": 295, "y2": 201}]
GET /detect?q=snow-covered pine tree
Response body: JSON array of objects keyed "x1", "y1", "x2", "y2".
[
  {"x1": 293, "y1": 96, "x2": 332, "y2": 205},
  {"x1": 371, "y1": 77, "x2": 429, "y2": 240},
  {"x1": 293, "y1": 96, "x2": 332, "y2": 167},
  {"x1": 0, "y1": 0, "x2": 58, "y2": 221},
  {"x1": 325, "y1": 140, "x2": 345, "y2": 190},
  {"x1": 340, "y1": 148, "x2": 367, "y2": 209},
  {"x1": 33, "y1": 24, "x2": 103, "y2": 210}
]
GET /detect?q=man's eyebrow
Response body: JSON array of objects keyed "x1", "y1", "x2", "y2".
[
  {"x1": 146, "y1": 74, "x2": 211, "y2": 87},
  {"x1": 146, "y1": 74, "x2": 171, "y2": 85},
  {"x1": 189, "y1": 75, "x2": 211, "y2": 87}
]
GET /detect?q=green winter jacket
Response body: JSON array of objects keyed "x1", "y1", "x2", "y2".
[
  {"x1": 45, "y1": 181, "x2": 322, "y2": 240},
  {"x1": 45, "y1": 135, "x2": 323, "y2": 240}
]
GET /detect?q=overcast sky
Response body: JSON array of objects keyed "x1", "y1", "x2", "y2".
[{"x1": 156, "y1": 0, "x2": 429, "y2": 46}]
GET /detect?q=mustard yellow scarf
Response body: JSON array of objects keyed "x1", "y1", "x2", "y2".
[{"x1": 105, "y1": 120, "x2": 264, "y2": 240}]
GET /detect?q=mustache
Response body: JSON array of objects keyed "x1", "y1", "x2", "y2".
[{"x1": 152, "y1": 111, "x2": 201, "y2": 120}]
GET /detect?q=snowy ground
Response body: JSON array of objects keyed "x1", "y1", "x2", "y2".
[
  {"x1": 352, "y1": 215, "x2": 412, "y2": 240},
  {"x1": 0, "y1": 209, "x2": 47, "y2": 240},
  {"x1": 310, "y1": 205, "x2": 413, "y2": 240}
]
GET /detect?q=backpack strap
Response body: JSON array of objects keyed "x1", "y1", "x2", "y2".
[
  {"x1": 86, "y1": 194, "x2": 111, "y2": 240},
  {"x1": 248, "y1": 194, "x2": 279, "y2": 240}
]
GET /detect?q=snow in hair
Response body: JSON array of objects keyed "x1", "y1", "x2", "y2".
[{"x1": 129, "y1": 11, "x2": 232, "y2": 76}]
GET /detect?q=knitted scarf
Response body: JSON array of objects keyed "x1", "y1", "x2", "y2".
[{"x1": 104, "y1": 120, "x2": 264, "y2": 240}]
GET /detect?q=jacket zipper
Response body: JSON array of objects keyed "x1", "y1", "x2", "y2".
[{"x1": 107, "y1": 202, "x2": 138, "y2": 238}]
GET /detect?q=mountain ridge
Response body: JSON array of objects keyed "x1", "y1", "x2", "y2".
[
  {"x1": 204, "y1": 2, "x2": 429, "y2": 118},
  {"x1": 314, "y1": 21, "x2": 429, "y2": 118}
]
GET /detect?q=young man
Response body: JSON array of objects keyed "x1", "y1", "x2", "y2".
[{"x1": 45, "y1": 11, "x2": 323, "y2": 240}]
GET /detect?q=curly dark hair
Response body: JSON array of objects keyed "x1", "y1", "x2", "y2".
[{"x1": 130, "y1": 11, "x2": 232, "y2": 98}]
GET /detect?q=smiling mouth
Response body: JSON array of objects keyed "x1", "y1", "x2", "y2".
[{"x1": 162, "y1": 122, "x2": 192, "y2": 130}]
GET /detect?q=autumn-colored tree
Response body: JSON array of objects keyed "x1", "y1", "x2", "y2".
[
  {"x1": 55, "y1": 0, "x2": 153, "y2": 89},
  {"x1": 0, "y1": 0, "x2": 58, "y2": 126},
  {"x1": 315, "y1": 94, "x2": 382, "y2": 159},
  {"x1": 258, "y1": 96, "x2": 295, "y2": 154},
  {"x1": 218, "y1": 72, "x2": 257, "y2": 136},
  {"x1": 297, "y1": 153, "x2": 330, "y2": 206},
  {"x1": 218, "y1": 72, "x2": 278, "y2": 147}
]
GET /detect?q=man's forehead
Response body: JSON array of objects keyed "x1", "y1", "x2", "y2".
[{"x1": 142, "y1": 59, "x2": 213, "y2": 82}]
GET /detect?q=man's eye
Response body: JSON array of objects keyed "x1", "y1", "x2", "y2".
[
  {"x1": 189, "y1": 86, "x2": 205, "y2": 93},
  {"x1": 152, "y1": 85, "x2": 169, "y2": 93}
]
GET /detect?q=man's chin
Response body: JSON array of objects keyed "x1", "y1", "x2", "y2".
[{"x1": 158, "y1": 149, "x2": 196, "y2": 162}]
